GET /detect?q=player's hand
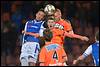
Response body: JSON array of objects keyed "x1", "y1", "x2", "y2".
[
  {"x1": 22, "y1": 30, "x2": 28, "y2": 35},
  {"x1": 34, "y1": 33, "x2": 40, "y2": 38},
  {"x1": 22, "y1": 30, "x2": 25, "y2": 34},
  {"x1": 80, "y1": 36, "x2": 89, "y2": 41},
  {"x1": 63, "y1": 62, "x2": 68, "y2": 66},
  {"x1": 73, "y1": 60, "x2": 78, "y2": 65}
]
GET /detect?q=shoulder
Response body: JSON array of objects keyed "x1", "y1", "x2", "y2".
[
  {"x1": 88, "y1": 45, "x2": 92, "y2": 49},
  {"x1": 61, "y1": 19, "x2": 71, "y2": 23},
  {"x1": 60, "y1": 19, "x2": 71, "y2": 26},
  {"x1": 85, "y1": 45, "x2": 92, "y2": 52},
  {"x1": 91, "y1": 41, "x2": 99, "y2": 47},
  {"x1": 25, "y1": 20, "x2": 34, "y2": 24}
]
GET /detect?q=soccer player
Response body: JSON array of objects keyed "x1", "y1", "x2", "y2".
[
  {"x1": 46, "y1": 9, "x2": 89, "y2": 47},
  {"x1": 46, "y1": 16, "x2": 64, "y2": 46},
  {"x1": 20, "y1": 9, "x2": 45, "y2": 66},
  {"x1": 46, "y1": 13, "x2": 89, "y2": 66},
  {"x1": 51, "y1": 8, "x2": 89, "y2": 46},
  {"x1": 39, "y1": 29, "x2": 68, "y2": 66},
  {"x1": 73, "y1": 31, "x2": 99, "y2": 66}
]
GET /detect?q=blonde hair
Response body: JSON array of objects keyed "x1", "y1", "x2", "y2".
[{"x1": 54, "y1": 8, "x2": 61, "y2": 13}]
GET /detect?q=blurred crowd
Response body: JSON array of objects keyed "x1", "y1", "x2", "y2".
[{"x1": 1, "y1": 1, "x2": 99, "y2": 66}]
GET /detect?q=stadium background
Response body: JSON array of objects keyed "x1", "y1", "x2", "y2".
[{"x1": 1, "y1": 1, "x2": 99, "y2": 66}]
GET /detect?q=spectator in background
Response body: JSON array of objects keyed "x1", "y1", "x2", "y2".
[
  {"x1": 11, "y1": 3, "x2": 23, "y2": 34},
  {"x1": 1, "y1": 12, "x2": 17, "y2": 65},
  {"x1": 1, "y1": 1, "x2": 11, "y2": 12}
]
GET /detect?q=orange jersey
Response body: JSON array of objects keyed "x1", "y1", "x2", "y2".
[
  {"x1": 51, "y1": 28, "x2": 64, "y2": 46},
  {"x1": 39, "y1": 42, "x2": 67, "y2": 66},
  {"x1": 51, "y1": 19, "x2": 72, "y2": 46},
  {"x1": 55, "y1": 19, "x2": 72, "y2": 31}
]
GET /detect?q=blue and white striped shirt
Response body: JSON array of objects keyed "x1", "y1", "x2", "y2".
[{"x1": 22, "y1": 19, "x2": 45, "y2": 43}]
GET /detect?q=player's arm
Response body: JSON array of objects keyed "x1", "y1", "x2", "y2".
[
  {"x1": 22, "y1": 21, "x2": 41, "y2": 38},
  {"x1": 22, "y1": 30, "x2": 40, "y2": 38},
  {"x1": 61, "y1": 47, "x2": 68, "y2": 66},
  {"x1": 73, "y1": 55, "x2": 84, "y2": 65},
  {"x1": 62, "y1": 56, "x2": 68, "y2": 66},
  {"x1": 39, "y1": 47, "x2": 46, "y2": 66},
  {"x1": 22, "y1": 21, "x2": 28, "y2": 43},
  {"x1": 73, "y1": 45, "x2": 92, "y2": 65},
  {"x1": 64, "y1": 30, "x2": 89, "y2": 41},
  {"x1": 64, "y1": 20, "x2": 89, "y2": 41},
  {"x1": 23, "y1": 22, "x2": 45, "y2": 38},
  {"x1": 40, "y1": 62, "x2": 45, "y2": 66}
]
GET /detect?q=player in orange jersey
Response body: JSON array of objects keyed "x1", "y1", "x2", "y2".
[
  {"x1": 46, "y1": 16, "x2": 64, "y2": 46},
  {"x1": 48, "y1": 9, "x2": 89, "y2": 46},
  {"x1": 39, "y1": 29, "x2": 68, "y2": 66}
]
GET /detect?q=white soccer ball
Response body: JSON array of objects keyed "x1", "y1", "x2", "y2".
[{"x1": 44, "y1": 4, "x2": 55, "y2": 15}]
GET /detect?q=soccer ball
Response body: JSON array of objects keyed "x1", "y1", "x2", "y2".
[{"x1": 44, "y1": 4, "x2": 55, "y2": 15}]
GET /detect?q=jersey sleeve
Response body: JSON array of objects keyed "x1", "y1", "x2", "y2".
[
  {"x1": 39, "y1": 47, "x2": 46, "y2": 63},
  {"x1": 82, "y1": 45, "x2": 92, "y2": 58},
  {"x1": 22, "y1": 21, "x2": 28, "y2": 44},
  {"x1": 24, "y1": 21, "x2": 29, "y2": 32},
  {"x1": 64, "y1": 21, "x2": 72, "y2": 32}
]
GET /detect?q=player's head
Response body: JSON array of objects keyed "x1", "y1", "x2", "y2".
[
  {"x1": 95, "y1": 30, "x2": 99, "y2": 41},
  {"x1": 38, "y1": 37, "x2": 45, "y2": 48},
  {"x1": 54, "y1": 8, "x2": 62, "y2": 20},
  {"x1": 43, "y1": 28, "x2": 53, "y2": 42},
  {"x1": 36, "y1": 8, "x2": 46, "y2": 20},
  {"x1": 47, "y1": 16, "x2": 55, "y2": 29}
]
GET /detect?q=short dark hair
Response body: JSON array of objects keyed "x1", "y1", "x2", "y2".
[
  {"x1": 38, "y1": 37, "x2": 45, "y2": 48},
  {"x1": 95, "y1": 31, "x2": 99, "y2": 41},
  {"x1": 43, "y1": 28, "x2": 53, "y2": 41},
  {"x1": 39, "y1": 8, "x2": 45, "y2": 13}
]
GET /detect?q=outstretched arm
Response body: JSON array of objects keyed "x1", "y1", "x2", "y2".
[
  {"x1": 73, "y1": 55, "x2": 84, "y2": 65},
  {"x1": 73, "y1": 45, "x2": 92, "y2": 65},
  {"x1": 64, "y1": 30, "x2": 89, "y2": 41}
]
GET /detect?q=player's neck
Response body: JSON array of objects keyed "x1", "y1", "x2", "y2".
[
  {"x1": 35, "y1": 18, "x2": 42, "y2": 21},
  {"x1": 55, "y1": 18, "x2": 61, "y2": 22}
]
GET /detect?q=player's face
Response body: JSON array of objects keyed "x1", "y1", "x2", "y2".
[
  {"x1": 54, "y1": 10, "x2": 62, "y2": 20},
  {"x1": 47, "y1": 19, "x2": 54, "y2": 29},
  {"x1": 36, "y1": 11, "x2": 45, "y2": 20}
]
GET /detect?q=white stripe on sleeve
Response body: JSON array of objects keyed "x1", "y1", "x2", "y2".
[
  {"x1": 22, "y1": 21, "x2": 28, "y2": 44},
  {"x1": 39, "y1": 21, "x2": 46, "y2": 37},
  {"x1": 83, "y1": 45, "x2": 92, "y2": 58}
]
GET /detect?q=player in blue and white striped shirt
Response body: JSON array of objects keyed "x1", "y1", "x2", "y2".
[
  {"x1": 20, "y1": 9, "x2": 46, "y2": 66},
  {"x1": 73, "y1": 31, "x2": 99, "y2": 66}
]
